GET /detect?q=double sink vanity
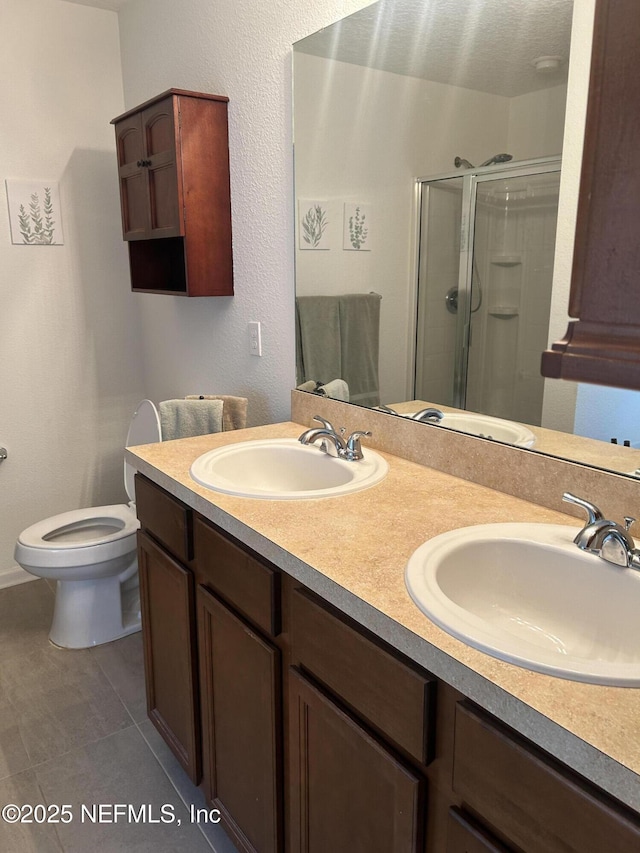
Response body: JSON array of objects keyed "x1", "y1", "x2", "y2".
[{"x1": 126, "y1": 391, "x2": 640, "y2": 852}]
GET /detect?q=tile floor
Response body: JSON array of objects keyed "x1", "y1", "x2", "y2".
[{"x1": 0, "y1": 579, "x2": 240, "y2": 852}]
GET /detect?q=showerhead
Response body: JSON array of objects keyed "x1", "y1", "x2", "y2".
[
  {"x1": 479, "y1": 153, "x2": 513, "y2": 167},
  {"x1": 454, "y1": 156, "x2": 474, "y2": 169}
]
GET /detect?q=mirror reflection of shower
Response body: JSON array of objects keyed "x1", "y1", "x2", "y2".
[
  {"x1": 414, "y1": 157, "x2": 561, "y2": 427},
  {"x1": 455, "y1": 153, "x2": 514, "y2": 169}
]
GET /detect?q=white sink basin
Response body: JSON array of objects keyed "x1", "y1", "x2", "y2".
[
  {"x1": 406, "y1": 411, "x2": 535, "y2": 447},
  {"x1": 405, "y1": 523, "x2": 640, "y2": 685},
  {"x1": 190, "y1": 438, "x2": 388, "y2": 500}
]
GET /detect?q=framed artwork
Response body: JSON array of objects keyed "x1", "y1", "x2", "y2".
[
  {"x1": 343, "y1": 203, "x2": 372, "y2": 251},
  {"x1": 298, "y1": 199, "x2": 331, "y2": 250},
  {"x1": 6, "y1": 180, "x2": 64, "y2": 245}
]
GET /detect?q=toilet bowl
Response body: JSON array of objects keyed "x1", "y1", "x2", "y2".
[{"x1": 14, "y1": 400, "x2": 162, "y2": 649}]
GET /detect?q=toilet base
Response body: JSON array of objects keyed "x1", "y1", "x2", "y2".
[{"x1": 49, "y1": 562, "x2": 142, "y2": 649}]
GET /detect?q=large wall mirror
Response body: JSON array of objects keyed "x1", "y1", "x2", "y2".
[{"x1": 292, "y1": 0, "x2": 640, "y2": 478}]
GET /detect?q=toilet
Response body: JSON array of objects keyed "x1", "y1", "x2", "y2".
[{"x1": 14, "y1": 400, "x2": 162, "y2": 649}]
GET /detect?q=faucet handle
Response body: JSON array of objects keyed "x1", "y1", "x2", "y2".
[
  {"x1": 562, "y1": 492, "x2": 605, "y2": 525},
  {"x1": 624, "y1": 517, "x2": 637, "y2": 533},
  {"x1": 312, "y1": 415, "x2": 335, "y2": 432},
  {"x1": 345, "y1": 430, "x2": 372, "y2": 459}
]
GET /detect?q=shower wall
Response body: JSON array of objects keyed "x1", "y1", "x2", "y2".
[{"x1": 466, "y1": 174, "x2": 560, "y2": 424}]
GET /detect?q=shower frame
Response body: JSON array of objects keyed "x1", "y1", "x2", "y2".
[{"x1": 413, "y1": 155, "x2": 562, "y2": 410}]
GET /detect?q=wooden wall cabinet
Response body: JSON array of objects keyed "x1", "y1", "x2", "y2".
[
  {"x1": 112, "y1": 89, "x2": 233, "y2": 296},
  {"x1": 135, "y1": 475, "x2": 640, "y2": 852},
  {"x1": 542, "y1": 0, "x2": 640, "y2": 388}
]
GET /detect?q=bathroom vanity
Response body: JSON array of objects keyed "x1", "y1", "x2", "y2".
[{"x1": 127, "y1": 409, "x2": 640, "y2": 852}]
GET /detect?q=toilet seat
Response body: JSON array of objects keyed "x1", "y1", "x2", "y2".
[
  {"x1": 16, "y1": 504, "x2": 139, "y2": 569},
  {"x1": 14, "y1": 400, "x2": 162, "y2": 647}
]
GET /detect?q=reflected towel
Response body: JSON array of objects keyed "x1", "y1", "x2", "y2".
[
  {"x1": 318, "y1": 379, "x2": 350, "y2": 401},
  {"x1": 159, "y1": 399, "x2": 224, "y2": 441},
  {"x1": 339, "y1": 293, "x2": 381, "y2": 407},
  {"x1": 295, "y1": 296, "x2": 342, "y2": 386},
  {"x1": 185, "y1": 395, "x2": 248, "y2": 431}
]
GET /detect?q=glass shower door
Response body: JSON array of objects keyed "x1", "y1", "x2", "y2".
[
  {"x1": 414, "y1": 160, "x2": 561, "y2": 426},
  {"x1": 414, "y1": 176, "x2": 465, "y2": 408}
]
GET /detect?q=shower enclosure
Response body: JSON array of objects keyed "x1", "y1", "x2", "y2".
[{"x1": 414, "y1": 157, "x2": 561, "y2": 427}]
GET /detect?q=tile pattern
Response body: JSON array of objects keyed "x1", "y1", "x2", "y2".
[{"x1": 0, "y1": 579, "x2": 238, "y2": 852}]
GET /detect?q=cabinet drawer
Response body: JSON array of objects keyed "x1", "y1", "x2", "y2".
[
  {"x1": 290, "y1": 588, "x2": 435, "y2": 764},
  {"x1": 194, "y1": 517, "x2": 280, "y2": 637},
  {"x1": 453, "y1": 701, "x2": 640, "y2": 853},
  {"x1": 447, "y1": 808, "x2": 513, "y2": 853},
  {"x1": 135, "y1": 475, "x2": 192, "y2": 563}
]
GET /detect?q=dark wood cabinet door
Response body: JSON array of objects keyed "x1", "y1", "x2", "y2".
[
  {"x1": 542, "y1": 0, "x2": 640, "y2": 388},
  {"x1": 137, "y1": 530, "x2": 200, "y2": 783},
  {"x1": 288, "y1": 668, "x2": 423, "y2": 853},
  {"x1": 446, "y1": 808, "x2": 515, "y2": 853},
  {"x1": 114, "y1": 113, "x2": 149, "y2": 240},
  {"x1": 141, "y1": 96, "x2": 183, "y2": 239},
  {"x1": 198, "y1": 585, "x2": 282, "y2": 853}
]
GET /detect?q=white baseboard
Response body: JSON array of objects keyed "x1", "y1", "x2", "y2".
[{"x1": 0, "y1": 565, "x2": 36, "y2": 589}]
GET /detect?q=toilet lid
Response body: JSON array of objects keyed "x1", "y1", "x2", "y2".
[{"x1": 124, "y1": 400, "x2": 162, "y2": 501}]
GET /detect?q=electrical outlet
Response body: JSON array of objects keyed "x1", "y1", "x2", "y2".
[{"x1": 249, "y1": 321, "x2": 262, "y2": 356}]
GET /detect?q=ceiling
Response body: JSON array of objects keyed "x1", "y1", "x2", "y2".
[
  {"x1": 294, "y1": 0, "x2": 574, "y2": 98},
  {"x1": 62, "y1": 0, "x2": 130, "y2": 10}
]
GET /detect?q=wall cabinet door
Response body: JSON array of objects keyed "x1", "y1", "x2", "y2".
[
  {"x1": 114, "y1": 113, "x2": 148, "y2": 240},
  {"x1": 288, "y1": 667, "x2": 424, "y2": 853},
  {"x1": 114, "y1": 96, "x2": 181, "y2": 241},
  {"x1": 197, "y1": 585, "x2": 282, "y2": 853},
  {"x1": 137, "y1": 530, "x2": 200, "y2": 784},
  {"x1": 139, "y1": 97, "x2": 182, "y2": 239}
]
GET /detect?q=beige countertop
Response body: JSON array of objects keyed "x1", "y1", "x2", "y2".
[
  {"x1": 126, "y1": 421, "x2": 640, "y2": 813},
  {"x1": 392, "y1": 399, "x2": 640, "y2": 475}
]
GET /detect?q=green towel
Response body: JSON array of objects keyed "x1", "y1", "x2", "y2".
[
  {"x1": 339, "y1": 294, "x2": 381, "y2": 407},
  {"x1": 295, "y1": 296, "x2": 342, "y2": 385}
]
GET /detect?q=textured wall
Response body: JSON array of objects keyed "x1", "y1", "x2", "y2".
[
  {"x1": 117, "y1": 0, "x2": 372, "y2": 428},
  {"x1": 0, "y1": 0, "x2": 144, "y2": 577}
]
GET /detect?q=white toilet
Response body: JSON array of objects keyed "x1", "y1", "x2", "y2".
[{"x1": 14, "y1": 400, "x2": 162, "y2": 649}]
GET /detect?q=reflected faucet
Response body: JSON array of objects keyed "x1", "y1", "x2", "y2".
[{"x1": 411, "y1": 407, "x2": 444, "y2": 423}]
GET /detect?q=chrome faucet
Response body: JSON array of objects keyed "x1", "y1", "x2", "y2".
[
  {"x1": 298, "y1": 416, "x2": 372, "y2": 461},
  {"x1": 410, "y1": 407, "x2": 444, "y2": 423},
  {"x1": 562, "y1": 492, "x2": 640, "y2": 570}
]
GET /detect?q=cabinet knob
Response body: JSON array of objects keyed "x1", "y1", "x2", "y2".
[{"x1": 137, "y1": 159, "x2": 152, "y2": 168}]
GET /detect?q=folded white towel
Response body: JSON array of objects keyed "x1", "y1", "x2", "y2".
[{"x1": 159, "y1": 399, "x2": 224, "y2": 441}]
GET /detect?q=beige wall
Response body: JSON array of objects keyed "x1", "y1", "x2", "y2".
[{"x1": 1, "y1": 0, "x2": 143, "y2": 578}]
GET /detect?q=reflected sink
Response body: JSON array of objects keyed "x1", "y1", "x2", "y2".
[
  {"x1": 190, "y1": 438, "x2": 388, "y2": 500},
  {"x1": 405, "y1": 523, "x2": 640, "y2": 685},
  {"x1": 407, "y1": 411, "x2": 535, "y2": 447}
]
